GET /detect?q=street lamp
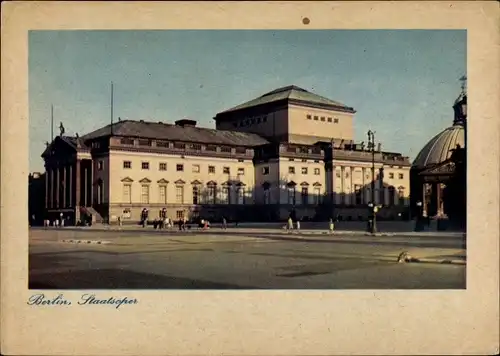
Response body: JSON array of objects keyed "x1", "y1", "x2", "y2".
[
  {"x1": 415, "y1": 201, "x2": 423, "y2": 231},
  {"x1": 367, "y1": 130, "x2": 378, "y2": 234}
]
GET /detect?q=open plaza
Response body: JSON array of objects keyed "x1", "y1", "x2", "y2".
[{"x1": 29, "y1": 223, "x2": 466, "y2": 290}]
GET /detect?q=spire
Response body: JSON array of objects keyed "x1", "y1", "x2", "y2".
[{"x1": 453, "y1": 75, "x2": 467, "y2": 126}]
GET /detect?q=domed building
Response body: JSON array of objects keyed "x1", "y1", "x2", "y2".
[{"x1": 410, "y1": 88, "x2": 467, "y2": 230}]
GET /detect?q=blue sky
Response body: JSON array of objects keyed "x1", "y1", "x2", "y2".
[{"x1": 29, "y1": 30, "x2": 466, "y2": 172}]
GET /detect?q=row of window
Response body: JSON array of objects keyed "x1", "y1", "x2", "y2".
[
  {"x1": 334, "y1": 171, "x2": 404, "y2": 179},
  {"x1": 288, "y1": 158, "x2": 321, "y2": 163},
  {"x1": 124, "y1": 161, "x2": 246, "y2": 175},
  {"x1": 123, "y1": 183, "x2": 248, "y2": 205},
  {"x1": 120, "y1": 138, "x2": 248, "y2": 154},
  {"x1": 306, "y1": 114, "x2": 339, "y2": 123},
  {"x1": 232, "y1": 116, "x2": 268, "y2": 129},
  {"x1": 288, "y1": 167, "x2": 321, "y2": 175}
]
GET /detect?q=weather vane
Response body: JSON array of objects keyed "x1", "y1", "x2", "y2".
[{"x1": 459, "y1": 75, "x2": 467, "y2": 93}]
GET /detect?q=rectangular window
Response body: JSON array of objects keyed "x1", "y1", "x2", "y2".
[
  {"x1": 141, "y1": 185, "x2": 150, "y2": 204},
  {"x1": 320, "y1": 117, "x2": 325, "y2": 122},
  {"x1": 288, "y1": 188, "x2": 295, "y2": 205},
  {"x1": 175, "y1": 186, "x2": 184, "y2": 203},
  {"x1": 123, "y1": 184, "x2": 131, "y2": 203},
  {"x1": 138, "y1": 139, "x2": 152, "y2": 146},
  {"x1": 314, "y1": 168, "x2": 320, "y2": 175},
  {"x1": 399, "y1": 173, "x2": 404, "y2": 179},
  {"x1": 262, "y1": 167, "x2": 269, "y2": 175},
  {"x1": 156, "y1": 140, "x2": 169, "y2": 148},
  {"x1": 313, "y1": 188, "x2": 321, "y2": 204},
  {"x1": 176, "y1": 210, "x2": 184, "y2": 220},
  {"x1": 174, "y1": 142, "x2": 186, "y2": 150},
  {"x1": 222, "y1": 187, "x2": 230, "y2": 204},
  {"x1": 223, "y1": 167, "x2": 230, "y2": 174},
  {"x1": 141, "y1": 162, "x2": 149, "y2": 170},
  {"x1": 192, "y1": 164, "x2": 200, "y2": 173},
  {"x1": 289, "y1": 158, "x2": 295, "y2": 161},
  {"x1": 208, "y1": 165, "x2": 215, "y2": 174},
  {"x1": 288, "y1": 166, "x2": 295, "y2": 174},
  {"x1": 263, "y1": 189, "x2": 270, "y2": 204},
  {"x1": 237, "y1": 167, "x2": 245, "y2": 175},
  {"x1": 301, "y1": 187, "x2": 308, "y2": 205},
  {"x1": 237, "y1": 188, "x2": 244, "y2": 204},
  {"x1": 313, "y1": 116, "x2": 319, "y2": 121},
  {"x1": 327, "y1": 117, "x2": 332, "y2": 122},
  {"x1": 159, "y1": 185, "x2": 167, "y2": 204},
  {"x1": 301, "y1": 167, "x2": 308, "y2": 174},
  {"x1": 97, "y1": 161, "x2": 103, "y2": 171},
  {"x1": 220, "y1": 146, "x2": 232, "y2": 153},
  {"x1": 189, "y1": 143, "x2": 202, "y2": 151},
  {"x1": 206, "y1": 145, "x2": 217, "y2": 152},
  {"x1": 159, "y1": 162, "x2": 167, "y2": 171},
  {"x1": 306, "y1": 115, "x2": 312, "y2": 120},
  {"x1": 123, "y1": 161, "x2": 131, "y2": 169},
  {"x1": 192, "y1": 186, "x2": 199, "y2": 205},
  {"x1": 176, "y1": 164, "x2": 184, "y2": 172},
  {"x1": 120, "y1": 138, "x2": 134, "y2": 145},
  {"x1": 334, "y1": 118, "x2": 339, "y2": 123},
  {"x1": 207, "y1": 186, "x2": 216, "y2": 204},
  {"x1": 389, "y1": 173, "x2": 394, "y2": 179}
]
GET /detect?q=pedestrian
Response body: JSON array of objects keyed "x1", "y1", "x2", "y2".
[
  {"x1": 296, "y1": 218, "x2": 301, "y2": 231},
  {"x1": 329, "y1": 218, "x2": 334, "y2": 234},
  {"x1": 59, "y1": 212, "x2": 64, "y2": 227},
  {"x1": 287, "y1": 216, "x2": 293, "y2": 233},
  {"x1": 222, "y1": 216, "x2": 227, "y2": 230}
]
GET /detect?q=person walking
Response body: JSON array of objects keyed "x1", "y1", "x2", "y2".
[
  {"x1": 222, "y1": 216, "x2": 227, "y2": 230},
  {"x1": 329, "y1": 218, "x2": 335, "y2": 234},
  {"x1": 296, "y1": 218, "x2": 301, "y2": 231},
  {"x1": 287, "y1": 216, "x2": 293, "y2": 233}
]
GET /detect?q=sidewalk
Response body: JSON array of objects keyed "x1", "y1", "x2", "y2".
[{"x1": 40, "y1": 224, "x2": 465, "y2": 238}]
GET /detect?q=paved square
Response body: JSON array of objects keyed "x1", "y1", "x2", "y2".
[{"x1": 29, "y1": 228, "x2": 466, "y2": 289}]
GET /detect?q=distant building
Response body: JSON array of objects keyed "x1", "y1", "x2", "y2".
[
  {"x1": 41, "y1": 85, "x2": 411, "y2": 224},
  {"x1": 410, "y1": 88, "x2": 467, "y2": 230},
  {"x1": 28, "y1": 172, "x2": 46, "y2": 225}
]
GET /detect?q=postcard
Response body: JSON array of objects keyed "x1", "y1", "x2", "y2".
[{"x1": 1, "y1": 1, "x2": 498, "y2": 355}]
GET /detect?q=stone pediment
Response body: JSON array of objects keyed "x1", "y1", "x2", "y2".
[
  {"x1": 121, "y1": 177, "x2": 134, "y2": 183},
  {"x1": 139, "y1": 177, "x2": 152, "y2": 184},
  {"x1": 287, "y1": 181, "x2": 297, "y2": 187},
  {"x1": 157, "y1": 178, "x2": 169, "y2": 184},
  {"x1": 312, "y1": 182, "x2": 322, "y2": 187},
  {"x1": 419, "y1": 161, "x2": 456, "y2": 176},
  {"x1": 174, "y1": 179, "x2": 186, "y2": 185},
  {"x1": 300, "y1": 181, "x2": 309, "y2": 186},
  {"x1": 191, "y1": 179, "x2": 202, "y2": 185},
  {"x1": 236, "y1": 182, "x2": 246, "y2": 187},
  {"x1": 221, "y1": 181, "x2": 232, "y2": 186},
  {"x1": 206, "y1": 180, "x2": 217, "y2": 186}
]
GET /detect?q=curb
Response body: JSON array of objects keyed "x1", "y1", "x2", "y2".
[{"x1": 61, "y1": 239, "x2": 111, "y2": 245}]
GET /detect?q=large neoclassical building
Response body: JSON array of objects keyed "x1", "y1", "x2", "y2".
[{"x1": 42, "y1": 85, "x2": 411, "y2": 224}]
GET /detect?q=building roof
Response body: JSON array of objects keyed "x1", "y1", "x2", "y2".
[
  {"x1": 82, "y1": 120, "x2": 269, "y2": 147},
  {"x1": 412, "y1": 124, "x2": 465, "y2": 169},
  {"x1": 218, "y1": 85, "x2": 355, "y2": 114}
]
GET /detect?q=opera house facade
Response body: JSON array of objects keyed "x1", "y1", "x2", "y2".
[{"x1": 41, "y1": 85, "x2": 411, "y2": 225}]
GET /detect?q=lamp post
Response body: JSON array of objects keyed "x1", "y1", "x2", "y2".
[
  {"x1": 367, "y1": 130, "x2": 378, "y2": 234},
  {"x1": 415, "y1": 200, "x2": 423, "y2": 231}
]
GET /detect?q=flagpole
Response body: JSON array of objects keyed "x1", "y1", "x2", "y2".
[
  {"x1": 111, "y1": 82, "x2": 114, "y2": 135},
  {"x1": 51, "y1": 104, "x2": 54, "y2": 142}
]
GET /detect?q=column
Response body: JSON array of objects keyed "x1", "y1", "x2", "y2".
[
  {"x1": 69, "y1": 164, "x2": 73, "y2": 207},
  {"x1": 75, "y1": 160, "x2": 81, "y2": 225},
  {"x1": 422, "y1": 183, "x2": 427, "y2": 217},
  {"x1": 62, "y1": 166, "x2": 67, "y2": 208},
  {"x1": 84, "y1": 166, "x2": 88, "y2": 207},
  {"x1": 45, "y1": 169, "x2": 49, "y2": 209},
  {"x1": 361, "y1": 167, "x2": 365, "y2": 204},
  {"x1": 436, "y1": 183, "x2": 442, "y2": 217},
  {"x1": 55, "y1": 167, "x2": 60, "y2": 208},
  {"x1": 340, "y1": 166, "x2": 345, "y2": 204},
  {"x1": 90, "y1": 162, "x2": 94, "y2": 206},
  {"x1": 50, "y1": 168, "x2": 54, "y2": 208}
]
